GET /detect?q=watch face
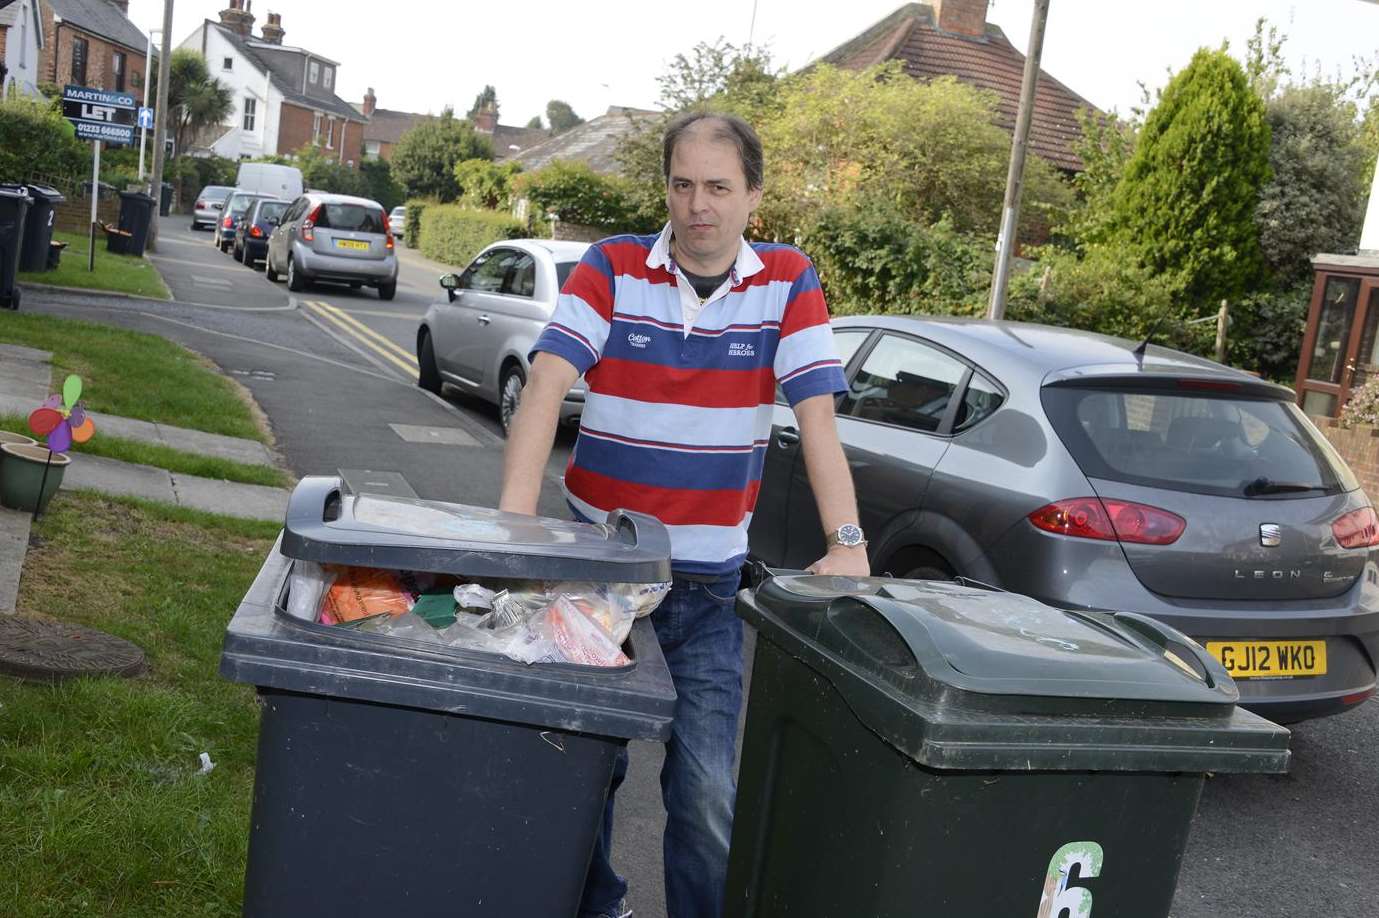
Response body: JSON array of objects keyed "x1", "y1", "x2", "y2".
[{"x1": 838, "y1": 524, "x2": 864, "y2": 546}]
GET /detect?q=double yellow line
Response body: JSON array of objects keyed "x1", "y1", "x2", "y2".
[{"x1": 305, "y1": 300, "x2": 418, "y2": 378}]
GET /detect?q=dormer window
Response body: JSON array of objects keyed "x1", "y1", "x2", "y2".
[{"x1": 309, "y1": 61, "x2": 319, "y2": 84}]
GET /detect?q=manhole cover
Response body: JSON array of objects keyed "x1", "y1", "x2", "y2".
[{"x1": 0, "y1": 616, "x2": 146, "y2": 683}]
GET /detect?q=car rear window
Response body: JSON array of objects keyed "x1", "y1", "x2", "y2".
[
  {"x1": 317, "y1": 204, "x2": 386, "y2": 233},
  {"x1": 202, "y1": 187, "x2": 232, "y2": 201},
  {"x1": 257, "y1": 201, "x2": 287, "y2": 222},
  {"x1": 1042, "y1": 386, "x2": 1349, "y2": 498},
  {"x1": 556, "y1": 261, "x2": 578, "y2": 291}
]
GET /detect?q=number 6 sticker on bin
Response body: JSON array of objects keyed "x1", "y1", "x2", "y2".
[{"x1": 1036, "y1": 841, "x2": 1103, "y2": 918}]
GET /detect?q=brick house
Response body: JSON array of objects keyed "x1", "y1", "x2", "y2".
[
  {"x1": 357, "y1": 88, "x2": 548, "y2": 163},
  {"x1": 178, "y1": 2, "x2": 365, "y2": 164},
  {"x1": 39, "y1": 0, "x2": 151, "y2": 95},
  {"x1": 1, "y1": 0, "x2": 45, "y2": 99},
  {"x1": 819, "y1": 1, "x2": 1101, "y2": 172}
]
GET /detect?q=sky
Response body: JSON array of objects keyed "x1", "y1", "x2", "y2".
[{"x1": 122, "y1": 0, "x2": 1379, "y2": 125}]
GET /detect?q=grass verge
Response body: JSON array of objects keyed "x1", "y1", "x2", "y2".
[
  {"x1": 0, "y1": 415, "x2": 290, "y2": 488},
  {"x1": 0, "y1": 491, "x2": 280, "y2": 916},
  {"x1": 0, "y1": 311, "x2": 267, "y2": 442},
  {"x1": 18, "y1": 230, "x2": 172, "y2": 301}
]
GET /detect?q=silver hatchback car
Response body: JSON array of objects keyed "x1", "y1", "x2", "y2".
[
  {"x1": 749, "y1": 316, "x2": 1379, "y2": 723},
  {"x1": 417, "y1": 239, "x2": 589, "y2": 434},
  {"x1": 191, "y1": 185, "x2": 233, "y2": 231},
  {"x1": 265, "y1": 193, "x2": 399, "y2": 299}
]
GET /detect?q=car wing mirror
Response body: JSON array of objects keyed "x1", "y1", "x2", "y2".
[{"x1": 440, "y1": 273, "x2": 461, "y2": 302}]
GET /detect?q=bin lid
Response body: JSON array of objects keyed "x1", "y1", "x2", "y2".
[
  {"x1": 220, "y1": 534, "x2": 677, "y2": 740},
  {"x1": 13, "y1": 183, "x2": 65, "y2": 203},
  {"x1": 741, "y1": 575, "x2": 1290, "y2": 773},
  {"x1": 0, "y1": 187, "x2": 32, "y2": 204},
  {"x1": 281, "y1": 476, "x2": 672, "y2": 583}
]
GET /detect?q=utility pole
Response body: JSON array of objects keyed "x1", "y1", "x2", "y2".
[
  {"x1": 146, "y1": 0, "x2": 174, "y2": 253},
  {"x1": 138, "y1": 28, "x2": 162, "y2": 182},
  {"x1": 987, "y1": 0, "x2": 1051, "y2": 321}
]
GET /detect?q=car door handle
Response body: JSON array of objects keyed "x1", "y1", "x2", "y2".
[
  {"x1": 476, "y1": 314, "x2": 491, "y2": 325},
  {"x1": 776, "y1": 427, "x2": 800, "y2": 447}
]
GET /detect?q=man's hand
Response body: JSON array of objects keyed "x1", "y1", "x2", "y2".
[{"x1": 807, "y1": 544, "x2": 871, "y2": 577}]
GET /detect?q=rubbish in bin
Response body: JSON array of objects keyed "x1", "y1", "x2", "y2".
[
  {"x1": 322, "y1": 566, "x2": 413, "y2": 622},
  {"x1": 454, "y1": 582, "x2": 496, "y2": 610}
]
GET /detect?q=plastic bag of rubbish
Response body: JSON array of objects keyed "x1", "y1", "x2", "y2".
[
  {"x1": 357, "y1": 611, "x2": 445, "y2": 644},
  {"x1": 288, "y1": 561, "x2": 337, "y2": 623},
  {"x1": 323, "y1": 566, "x2": 414, "y2": 623},
  {"x1": 537, "y1": 581, "x2": 671, "y2": 645},
  {"x1": 453, "y1": 583, "x2": 497, "y2": 611},
  {"x1": 442, "y1": 614, "x2": 562, "y2": 664},
  {"x1": 535, "y1": 595, "x2": 630, "y2": 667}
]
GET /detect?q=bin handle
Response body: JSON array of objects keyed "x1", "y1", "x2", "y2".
[
  {"x1": 825, "y1": 595, "x2": 939, "y2": 667},
  {"x1": 284, "y1": 475, "x2": 343, "y2": 527},
  {"x1": 604, "y1": 509, "x2": 672, "y2": 558},
  {"x1": 1106, "y1": 610, "x2": 1224, "y2": 687}
]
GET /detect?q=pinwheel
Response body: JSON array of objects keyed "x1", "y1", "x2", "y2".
[{"x1": 28, "y1": 374, "x2": 95, "y2": 454}]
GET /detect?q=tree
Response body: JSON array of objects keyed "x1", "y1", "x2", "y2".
[
  {"x1": 468, "y1": 85, "x2": 498, "y2": 120},
  {"x1": 292, "y1": 143, "x2": 368, "y2": 196},
  {"x1": 657, "y1": 39, "x2": 781, "y2": 117},
  {"x1": 1256, "y1": 84, "x2": 1368, "y2": 283},
  {"x1": 152, "y1": 49, "x2": 232, "y2": 158},
  {"x1": 454, "y1": 158, "x2": 522, "y2": 209},
  {"x1": 545, "y1": 100, "x2": 584, "y2": 133},
  {"x1": 1108, "y1": 48, "x2": 1271, "y2": 307},
  {"x1": 1059, "y1": 108, "x2": 1137, "y2": 251},
  {"x1": 525, "y1": 115, "x2": 543, "y2": 130},
  {"x1": 362, "y1": 158, "x2": 405, "y2": 211},
  {"x1": 390, "y1": 109, "x2": 493, "y2": 202}
]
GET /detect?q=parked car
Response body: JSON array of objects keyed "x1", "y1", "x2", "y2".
[
  {"x1": 214, "y1": 191, "x2": 273, "y2": 252},
  {"x1": 417, "y1": 239, "x2": 589, "y2": 434},
  {"x1": 235, "y1": 162, "x2": 304, "y2": 200},
  {"x1": 389, "y1": 206, "x2": 406, "y2": 241},
  {"x1": 264, "y1": 193, "x2": 398, "y2": 299},
  {"x1": 233, "y1": 198, "x2": 289, "y2": 267},
  {"x1": 191, "y1": 185, "x2": 233, "y2": 231},
  {"x1": 747, "y1": 315, "x2": 1379, "y2": 724}
]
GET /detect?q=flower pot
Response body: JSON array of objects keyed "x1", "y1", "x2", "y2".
[
  {"x1": 0, "y1": 443, "x2": 71, "y2": 513},
  {"x1": 0, "y1": 432, "x2": 37, "y2": 449}
]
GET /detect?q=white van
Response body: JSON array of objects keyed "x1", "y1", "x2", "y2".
[{"x1": 235, "y1": 162, "x2": 304, "y2": 200}]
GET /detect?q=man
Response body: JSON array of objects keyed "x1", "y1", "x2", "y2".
[{"x1": 499, "y1": 111, "x2": 869, "y2": 918}]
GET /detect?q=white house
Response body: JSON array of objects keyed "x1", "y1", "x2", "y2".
[
  {"x1": 0, "y1": 0, "x2": 45, "y2": 99},
  {"x1": 177, "y1": 3, "x2": 364, "y2": 163}
]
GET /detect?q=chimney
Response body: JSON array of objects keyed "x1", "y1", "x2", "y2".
[
  {"x1": 107, "y1": 0, "x2": 130, "y2": 14},
  {"x1": 363, "y1": 87, "x2": 376, "y2": 117},
  {"x1": 219, "y1": 0, "x2": 255, "y2": 40},
  {"x1": 260, "y1": 12, "x2": 285, "y2": 45},
  {"x1": 933, "y1": 0, "x2": 989, "y2": 38},
  {"x1": 473, "y1": 103, "x2": 497, "y2": 134}
]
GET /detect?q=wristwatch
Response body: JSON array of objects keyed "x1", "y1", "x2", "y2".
[{"x1": 825, "y1": 523, "x2": 867, "y2": 549}]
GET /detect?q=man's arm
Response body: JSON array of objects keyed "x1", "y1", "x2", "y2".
[
  {"x1": 498, "y1": 352, "x2": 580, "y2": 515},
  {"x1": 794, "y1": 393, "x2": 870, "y2": 576}
]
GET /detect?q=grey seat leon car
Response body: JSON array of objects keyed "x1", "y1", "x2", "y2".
[
  {"x1": 748, "y1": 316, "x2": 1379, "y2": 723},
  {"x1": 265, "y1": 193, "x2": 398, "y2": 299}
]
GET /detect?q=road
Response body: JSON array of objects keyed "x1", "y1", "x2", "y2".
[{"x1": 22, "y1": 221, "x2": 1379, "y2": 917}]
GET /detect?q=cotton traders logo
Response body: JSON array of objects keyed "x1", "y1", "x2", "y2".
[
  {"x1": 627, "y1": 332, "x2": 652, "y2": 348},
  {"x1": 728, "y1": 342, "x2": 756, "y2": 358}
]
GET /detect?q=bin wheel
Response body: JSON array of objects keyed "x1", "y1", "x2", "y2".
[
  {"x1": 7, "y1": 288, "x2": 19, "y2": 311},
  {"x1": 286, "y1": 256, "x2": 308, "y2": 292},
  {"x1": 418, "y1": 332, "x2": 442, "y2": 394}
]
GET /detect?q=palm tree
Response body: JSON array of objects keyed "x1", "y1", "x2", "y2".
[{"x1": 151, "y1": 49, "x2": 233, "y2": 156}]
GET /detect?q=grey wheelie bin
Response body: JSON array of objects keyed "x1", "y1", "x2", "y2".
[
  {"x1": 0, "y1": 183, "x2": 65, "y2": 272},
  {"x1": 0, "y1": 187, "x2": 31, "y2": 310},
  {"x1": 115, "y1": 190, "x2": 155, "y2": 256},
  {"x1": 724, "y1": 575, "x2": 1291, "y2": 918},
  {"x1": 221, "y1": 476, "x2": 677, "y2": 917}
]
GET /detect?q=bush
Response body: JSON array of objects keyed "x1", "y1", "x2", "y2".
[
  {"x1": 404, "y1": 198, "x2": 433, "y2": 249},
  {"x1": 391, "y1": 110, "x2": 493, "y2": 202},
  {"x1": 1225, "y1": 283, "x2": 1310, "y2": 383},
  {"x1": 513, "y1": 161, "x2": 649, "y2": 233},
  {"x1": 0, "y1": 94, "x2": 85, "y2": 183},
  {"x1": 454, "y1": 159, "x2": 521, "y2": 210},
  {"x1": 1340, "y1": 376, "x2": 1379, "y2": 429},
  {"x1": 419, "y1": 204, "x2": 526, "y2": 269},
  {"x1": 361, "y1": 159, "x2": 405, "y2": 212}
]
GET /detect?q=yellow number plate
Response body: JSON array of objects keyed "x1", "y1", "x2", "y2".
[
  {"x1": 1205, "y1": 640, "x2": 1327, "y2": 678},
  {"x1": 335, "y1": 239, "x2": 369, "y2": 251}
]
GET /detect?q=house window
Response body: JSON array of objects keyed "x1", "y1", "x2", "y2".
[
  {"x1": 323, "y1": 67, "x2": 333, "y2": 90},
  {"x1": 308, "y1": 61, "x2": 319, "y2": 84},
  {"x1": 112, "y1": 51, "x2": 126, "y2": 92},
  {"x1": 363, "y1": 140, "x2": 381, "y2": 160},
  {"x1": 243, "y1": 97, "x2": 257, "y2": 131},
  {"x1": 326, "y1": 117, "x2": 335, "y2": 149},
  {"x1": 71, "y1": 37, "x2": 89, "y2": 85},
  {"x1": 223, "y1": 57, "x2": 234, "y2": 71},
  {"x1": 312, "y1": 112, "x2": 322, "y2": 144}
]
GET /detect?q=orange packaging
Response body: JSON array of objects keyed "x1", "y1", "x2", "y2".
[{"x1": 323, "y1": 567, "x2": 412, "y2": 623}]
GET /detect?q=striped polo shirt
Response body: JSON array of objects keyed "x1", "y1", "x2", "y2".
[{"x1": 531, "y1": 224, "x2": 846, "y2": 576}]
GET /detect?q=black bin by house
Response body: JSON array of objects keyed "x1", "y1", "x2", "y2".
[
  {"x1": 725, "y1": 575, "x2": 1292, "y2": 918},
  {"x1": 221, "y1": 476, "x2": 677, "y2": 917},
  {"x1": 159, "y1": 182, "x2": 173, "y2": 217},
  {"x1": 0, "y1": 187, "x2": 31, "y2": 310},
  {"x1": 115, "y1": 190, "x2": 155, "y2": 256},
  {"x1": 0, "y1": 183, "x2": 64, "y2": 273}
]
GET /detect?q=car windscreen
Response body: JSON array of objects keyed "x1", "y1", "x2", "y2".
[
  {"x1": 1042, "y1": 385, "x2": 1349, "y2": 498},
  {"x1": 556, "y1": 261, "x2": 578, "y2": 291},
  {"x1": 256, "y1": 201, "x2": 288, "y2": 222},
  {"x1": 317, "y1": 204, "x2": 385, "y2": 233}
]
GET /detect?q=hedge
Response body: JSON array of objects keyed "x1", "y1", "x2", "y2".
[
  {"x1": 419, "y1": 204, "x2": 526, "y2": 269},
  {"x1": 403, "y1": 198, "x2": 432, "y2": 249}
]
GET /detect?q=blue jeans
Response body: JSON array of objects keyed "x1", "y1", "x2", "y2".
[{"x1": 580, "y1": 572, "x2": 745, "y2": 918}]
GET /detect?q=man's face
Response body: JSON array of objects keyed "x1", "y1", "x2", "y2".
[{"x1": 665, "y1": 124, "x2": 762, "y2": 273}]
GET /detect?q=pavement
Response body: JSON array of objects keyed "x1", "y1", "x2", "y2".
[{"x1": 0, "y1": 341, "x2": 292, "y2": 613}]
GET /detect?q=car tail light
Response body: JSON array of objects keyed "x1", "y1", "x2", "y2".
[
  {"x1": 1029, "y1": 497, "x2": 1186, "y2": 545},
  {"x1": 196, "y1": 200, "x2": 206, "y2": 209},
  {"x1": 301, "y1": 204, "x2": 321, "y2": 242},
  {"x1": 1332, "y1": 507, "x2": 1379, "y2": 549},
  {"x1": 250, "y1": 225, "x2": 264, "y2": 238}
]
